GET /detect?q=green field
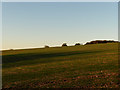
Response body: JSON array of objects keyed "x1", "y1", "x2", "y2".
[{"x1": 2, "y1": 43, "x2": 119, "y2": 88}]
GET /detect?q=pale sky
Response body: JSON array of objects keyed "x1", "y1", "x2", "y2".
[{"x1": 2, "y1": 2, "x2": 118, "y2": 50}]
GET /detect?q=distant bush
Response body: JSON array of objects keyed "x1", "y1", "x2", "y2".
[
  {"x1": 85, "y1": 40, "x2": 118, "y2": 45},
  {"x1": 62, "y1": 43, "x2": 67, "y2": 47},
  {"x1": 44, "y1": 45, "x2": 49, "y2": 48},
  {"x1": 10, "y1": 49, "x2": 14, "y2": 50},
  {"x1": 75, "y1": 43, "x2": 81, "y2": 46}
]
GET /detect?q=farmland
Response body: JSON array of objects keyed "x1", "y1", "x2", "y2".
[{"x1": 2, "y1": 43, "x2": 119, "y2": 88}]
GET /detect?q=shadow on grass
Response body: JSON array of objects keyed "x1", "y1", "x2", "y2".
[{"x1": 3, "y1": 50, "x2": 107, "y2": 64}]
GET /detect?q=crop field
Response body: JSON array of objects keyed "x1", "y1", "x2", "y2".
[{"x1": 2, "y1": 43, "x2": 119, "y2": 88}]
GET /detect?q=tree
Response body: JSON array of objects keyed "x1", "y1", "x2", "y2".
[
  {"x1": 44, "y1": 45, "x2": 49, "y2": 48},
  {"x1": 75, "y1": 43, "x2": 81, "y2": 46},
  {"x1": 62, "y1": 43, "x2": 67, "y2": 47}
]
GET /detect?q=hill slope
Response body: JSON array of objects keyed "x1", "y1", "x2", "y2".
[{"x1": 2, "y1": 43, "x2": 119, "y2": 88}]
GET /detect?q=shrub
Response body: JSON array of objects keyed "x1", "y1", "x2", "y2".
[{"x1": 10, "y1": 49, "x2": 14, "y2": 50}]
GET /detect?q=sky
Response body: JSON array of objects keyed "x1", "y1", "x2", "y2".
[{"x1": 2, "y1": 2, "x2": 118, "y2": 50}]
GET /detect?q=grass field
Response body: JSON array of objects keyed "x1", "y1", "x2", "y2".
[{"x1": 2, "y1": 43, "x2": 119, "y2": 88}]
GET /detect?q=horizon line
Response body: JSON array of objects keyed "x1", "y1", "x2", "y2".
[{"x1": 1, "y1": 39, "x2": 118, "y2": 51}]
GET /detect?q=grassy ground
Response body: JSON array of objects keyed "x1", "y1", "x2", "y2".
[{"x1": 2, "y1": 43, "x2": 119, "y2": 88}]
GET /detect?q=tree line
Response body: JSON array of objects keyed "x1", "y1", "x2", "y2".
[{"x1": 45, "y1": 40, "x2": 118, "y2": 48}]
